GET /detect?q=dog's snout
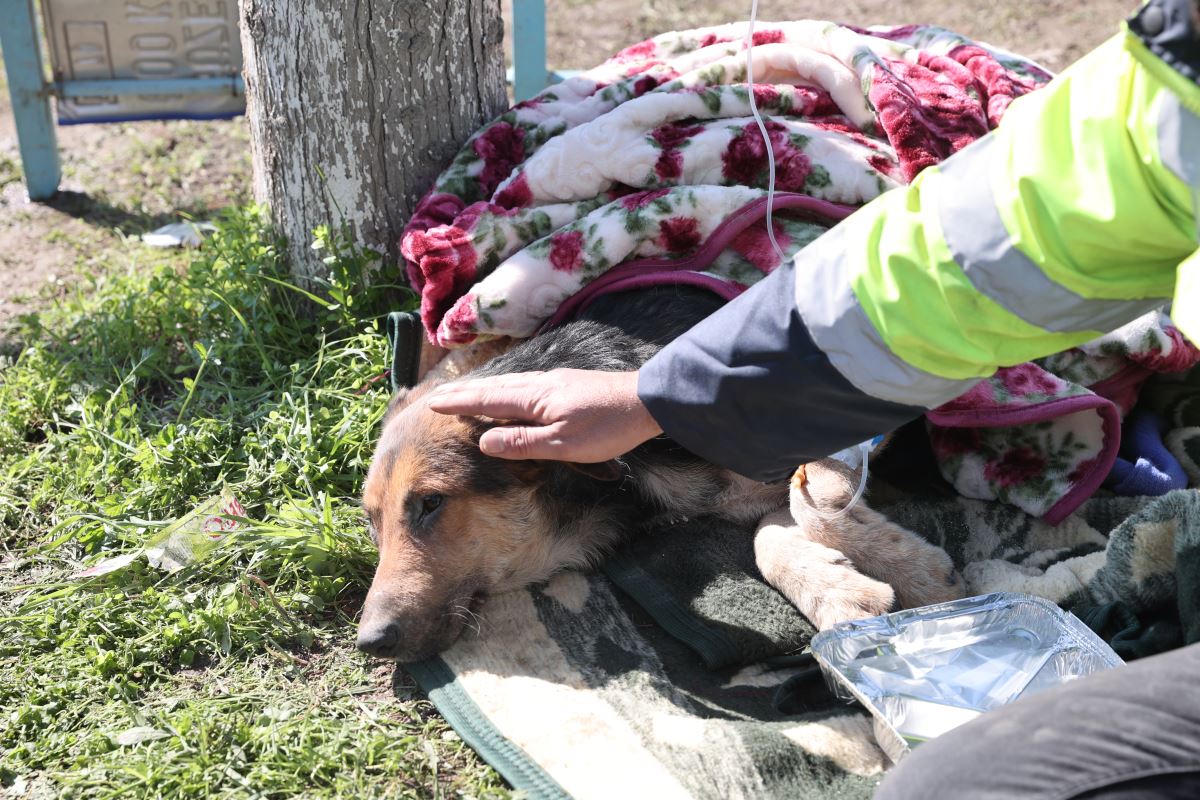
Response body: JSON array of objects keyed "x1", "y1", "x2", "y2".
[{"x1": 356, "y1": 619, "x2": 400, "y2": 658}]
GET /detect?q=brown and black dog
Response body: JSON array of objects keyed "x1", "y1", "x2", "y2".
[{"x1": 357, "y1": 285, "x2": 963, "y2": 662}]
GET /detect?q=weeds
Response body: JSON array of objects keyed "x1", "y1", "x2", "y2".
[
  {"x1": 0, "y1": 207, "x2": 507, "y2": 798},
  {"x1": 0, "y1": 154, "x2": 19, "y2": 192}
]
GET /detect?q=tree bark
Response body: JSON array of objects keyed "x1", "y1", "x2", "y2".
[{"x1": 239, "y1": 0, "x2": 506, "y2": 283}]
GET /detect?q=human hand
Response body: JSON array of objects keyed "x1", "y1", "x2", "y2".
[{"x1": 426, "y1": 369, "x2": 662, "y2": 463}]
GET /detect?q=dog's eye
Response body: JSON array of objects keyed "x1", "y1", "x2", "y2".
[
  {"x1": 365, "y1": 517, "x2": 379, "y2": 546},
  {"x1": 419, "y1": 494, "x2": 444, "y2": 519},
  {"x1": 410, "y1": 493, "x2": 445, "y2": 529}
]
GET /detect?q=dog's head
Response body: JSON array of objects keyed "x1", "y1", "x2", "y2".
[{"x1": 356, "y1": 385, "x2": 622, "y2": 662}]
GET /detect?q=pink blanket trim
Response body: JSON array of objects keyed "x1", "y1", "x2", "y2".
[
  {"x1": 541, "y1": 194, "x2": 854, "y2": 330},
  {"x1": 927, "y1": 387, "x2": 1122, "y2": 525}
]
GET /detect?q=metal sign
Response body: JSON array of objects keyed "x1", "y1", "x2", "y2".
[{"x1": 41, "y1": 0, "x2": 245, "y2": 124}]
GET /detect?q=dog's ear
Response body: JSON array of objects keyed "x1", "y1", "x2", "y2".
[
  {"x1": 382, "y1": 388, "x2": 413, "y2": 426},
  {"x1": 417, "y1": 339, "x2": 449, "y2": 383},
  {"x1": 506, "y1": 460, "x2": 547, "y2": 485},
  {"x1": 505, "y1": 459, "x2": 624, "y2": 485},
  {"x1": 561, "y1": 460, "x2": 624, "y2": 482},
  {"x1": 469, "y1": 418, "x2": 624, "y2": 483}
]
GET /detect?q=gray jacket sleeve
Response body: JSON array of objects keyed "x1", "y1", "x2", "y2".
[{"x1": 636, "y1": 260, "x2": 926, "y2": 482}]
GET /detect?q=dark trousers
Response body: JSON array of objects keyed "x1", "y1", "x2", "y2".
[{"x1": 875, "y1": 644, "x2": 1200, "y2": 800}]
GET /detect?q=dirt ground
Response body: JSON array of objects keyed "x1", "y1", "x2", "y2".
[
  {"x1": 527, "y1": 0, "x2": 1140, "y2": 74},
  {"x1": 1, "y1": 0, "x2": 1140, "y2": 329}
]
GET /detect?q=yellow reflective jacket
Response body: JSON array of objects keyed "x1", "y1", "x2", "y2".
[{"x1": 836, "y1": 5, "x2": 1200, "y2": 394}]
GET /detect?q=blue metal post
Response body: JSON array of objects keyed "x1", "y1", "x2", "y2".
[
  {"x1": 0, "y1": 0, "x2": 61, "y2": 200},
  {"x1": 512, "y1": 0, "x2": 548, "y2": 102}
]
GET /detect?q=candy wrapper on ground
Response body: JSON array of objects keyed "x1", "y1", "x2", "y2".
[
  {"x1": 74, "y1": 490, "x2": 246, "y2": 578},
  {"x1": 141, "y1": 221, "x2": 217, "y2": 248}
]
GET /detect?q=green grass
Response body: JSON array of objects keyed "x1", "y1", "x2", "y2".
[
  {"x1": 0, "y1": 208, "x2": 508, "y2": 798},
  {"x1": 0, "y1": 153, "x2": 19, "y2": 192}
]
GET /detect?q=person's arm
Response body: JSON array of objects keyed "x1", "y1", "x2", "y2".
[{"x1": 640, "y1": 2, "x2": 1200, "y2": 480}]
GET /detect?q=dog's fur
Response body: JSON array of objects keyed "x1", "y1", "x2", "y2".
[
  {"x1": 757, "y1": 458, "x2": 964, "y2": 630},
  {"x1": 359, "y1": 286, "x2": 963, "y2": 662}
]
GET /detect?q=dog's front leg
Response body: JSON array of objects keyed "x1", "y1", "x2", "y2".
[
  {"x1": 790, "y1": 461, "x2": 965, "y2": 611},
  {"x1": 754, "y1": 510, "x2": 897, "y2": 630}
]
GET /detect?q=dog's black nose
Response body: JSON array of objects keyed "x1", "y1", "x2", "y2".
[{"x1": 356, "y1": 620, "x2": 400, "y2": 657}]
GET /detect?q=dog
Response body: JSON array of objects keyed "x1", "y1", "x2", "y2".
[{"x1": 357, "y1": 285, "x2": 963, "y2": 662}]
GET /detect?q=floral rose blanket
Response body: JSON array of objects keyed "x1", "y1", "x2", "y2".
[
  {"x1": 932, "y1": 315, "x2": 1199, "y2": 523},
  {"x1": 398, "y1": 19, "x2": 1199, "y2": 521}
]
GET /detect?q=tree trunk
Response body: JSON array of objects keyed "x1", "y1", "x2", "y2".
[{"x1": 239, "y1": 0, "x2": 506, "y2": 283}]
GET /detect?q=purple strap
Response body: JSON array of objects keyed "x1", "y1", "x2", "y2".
[{"x1": 540, "y1": 193, "x2": 854, "y2": 331}]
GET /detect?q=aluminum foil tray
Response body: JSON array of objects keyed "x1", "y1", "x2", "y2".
[{"x1": 810, "y1": 592, "x2": 1123, "y2": 763}]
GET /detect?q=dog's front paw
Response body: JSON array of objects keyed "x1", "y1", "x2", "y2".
[
  {"x1": 805, "y1": 568, "x2": 897, "y2": 630},
  {"x1": 788, "y1": 470, "x2": 967, "y2": 613},
  {"x1": 755, "y1": 511, "x2": 897, "y2": 630},
  {"x1": 886, "y1": 537, "x2": 965, "y2": 610},
  {"x1": 790, "y1": 459, "x2": 859, "y2": 519}
]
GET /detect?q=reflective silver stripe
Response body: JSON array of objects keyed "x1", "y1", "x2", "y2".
[
  {"x1": 1159, "y1": 95, "x2": 1200, "y2": 187},
  {"x1": 938, "y1": 136, "x2": 1168, "y2": 334},
  {"x1": 795, "y1": 221, "x2": 980, "y2": 409},
  {"x1": 1158, "y1": 93, "x2": 1200, "y2": 234}
]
